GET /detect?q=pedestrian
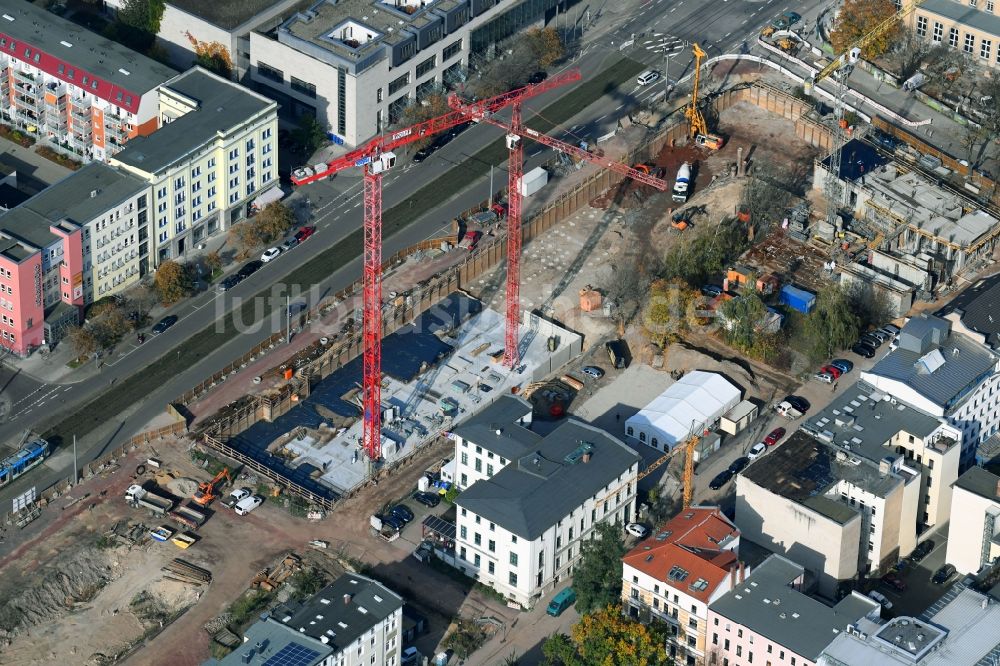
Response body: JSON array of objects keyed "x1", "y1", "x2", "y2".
[{"x1": 832, "y1": 381, "x2": 838, "y2": 393}]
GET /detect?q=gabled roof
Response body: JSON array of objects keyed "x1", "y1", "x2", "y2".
[
  {"x1": 626, "y1": 371, "x2": 741, "y2": 448},
  {"x1": 623, "y1": 506, "x2": 740, "y2": 603},
  {"x1": 456, "y1": 420, "x2": 639, "y2": 540}
]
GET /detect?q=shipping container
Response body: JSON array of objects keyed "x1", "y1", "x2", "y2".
[
  {"x1": 779, "y1": 285, "x2": 816, "y2": 314},
  {"x1": 520, "y1": 167, "x2": 548, "y2": 196}
]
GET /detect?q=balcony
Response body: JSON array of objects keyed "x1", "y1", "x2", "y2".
[
  {"x1": 71, "y1": 124, "x2": 92, "y2": 140},
  {"x1": 71, "y1": 106, "x2": 91, "y2": 122},
  {"x1": 12, "y1": 69, "x2": 35, "y2": 84}
]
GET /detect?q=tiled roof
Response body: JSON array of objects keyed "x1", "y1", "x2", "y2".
[{"x1": 622, "y1": 507, "x2": 740, "y2": 603}]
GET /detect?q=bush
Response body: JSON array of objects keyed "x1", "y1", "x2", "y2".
[
  {"x1": 36, "y1": 146, "x2": 82, "y2": 170},
  {"x1": 0, "y1": 125, "x2": 35, "y2": 147}
]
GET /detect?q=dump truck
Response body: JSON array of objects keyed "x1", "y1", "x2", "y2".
[
  {"x1": 168, "y1": 504, "x2": 207, "y2": 531},
  {"x1": 125, "y1": 484, "x2": 175, "y2": 515},
  {"x1": 672, "y1": 162, "x2": 692, "y2": 202}
]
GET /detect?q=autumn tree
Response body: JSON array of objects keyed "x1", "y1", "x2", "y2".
[
  {"x1": 719, "y1": 289, "x2": 770, "y2": 354},
  {"x1": 525, "y1": 27, "x2": 564, "y2": 69},
  {"x1": 293, "y1": 114, "x2": 328, "y2": 155},
  {"x1": 206, "y1": 250, "x2": 223, "y2": 274},
  {"x1": 107, "y1": 0, "x2": 166, "y2": 51},
  {"x1": 643, "y1": 280, "x2": 697, "y2": 345},
  {"x1": 256, "y1": 202, "x2": 295, "y2": 240},
  {"x1": 542, "y1": 607, "x2": 671, "y2": 666},
  {"x1": 398, "y1": 94, "x2": 451, "y2": 150},
  {"x1": 66, "y1": 325, "x2": 99, "y2": 358},
  {"x1": 186, "y1": 32, "x2": 233, "y2": 78},
  {"x1": 830, "y1": 0, "x2": 900, "y2": 60},
  {"x1": 572, "y1": 522, "x2": 628, "y2": 614},
  {"x1": 803, "y1": 284, "x2": 861, "y2": 361},
  {"x1": 154, "y1": 260, "x2": 192, "y2": 305}
]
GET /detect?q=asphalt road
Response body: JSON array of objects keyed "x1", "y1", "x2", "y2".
[{"x1": 0, "y1": 0, "x2": 820, "y2": 508}]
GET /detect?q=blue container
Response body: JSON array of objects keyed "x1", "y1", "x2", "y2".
[{"x1": 779, "y1": 285, "x2": 816, "y2": 314}]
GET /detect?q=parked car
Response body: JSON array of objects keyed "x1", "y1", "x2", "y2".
[
  {"x1": 413, "y1": 146, "x2": 433, "y2": 163},
  {"x1": 283, "y1": 237, "x2": 299, "y2": 250},
  {"x1": 218, "y1": 275, "x2": 242, "y2": 292},
  {"x1": 152, "y1": 315, "x2": 178, "y2": 334},
  {"x1": 748, "y1": 443, "x2": 767, "y2": 461},
  {"x1": 782, "y1": 10, "x2": 801, "y2": 25},
  {"x1": 547, "y1": 588, "x2": 576, "y2": 617},
  {"x1": 869, "y1": 329, "x2": 889, "y2": 344},
  {"x1": 785, "y1": 396, "x2": 810, "y2": 413},
  {"x1": 868, "y1": 590, "x2": 893, "y2": 609},
  {"x1": 881, "y1": 571, "x2": 907, "y2": 592},
  {"x1": 701, "y1": 284, "x2": 723, "y2": 298},
  {"x1": 883, "y1": 323, "x2": 901, "y2": 336},
  {"x1": 234, "y1": 495, "x2": 264, "y2": 516},
  {"x1": 261, "y1": 247, "x2": 282, "y2": 262},
  {"x1": 814, "y1": 371, "x2": 834, "y2": 384},
  {"x1": 390, "y1": 504, "x2": 414, "y2": 524},
  {"x1": 229, "y1": 488, "x2": 251, "y2": 504},
  {"x1": 626, "y1": 523, "x2": 649, "y2": 538},
  {"x1": 709, "y1": 469, "x2": 735, "y2": 490},
  {"x1": 413, "y1": 491, "x2": 440, "y2": 507},
  {"x1": 932, "y1": 564, "x2": 956, "y2": 585},
  {"x1": 861, "y1": 332, "x2": 883, "y2": 347},
  {"x1": 852, "y1": 343, "x2": 876, "y2": 358},
  {"x1": 237, "y1": 260, "x2": 264, "y2": 279},
  {"x1": 822, "y1": 365, "x2": 842, "y2": 379},
  {"x1": 582, "y1": 366, "x2": 605, "y2": 379},
  {"x1": 448, "y1": 122, "x2": 472, "y2": 138},
  {"x1": 878, "y1": 326, "x2": 898, "y2": 340},
  {"x1": 728, "y1": 457, "x2": 750, "y2": 474},
  {"x1": 402, "y1": 647, "x2": 421, "y2": 666},
  {"x1": 528, "y1": 71, "x2": 548, "y2": 84},
  {"x1": 295, "y1": 226, "x2": 316, "y2": 242},
  {"x1": 829, "y1": 359, "x2": 854, "y2": 374},
  {"x1": 911, "y1": 539, "x2": 935, "y2": 562},
  {"x1": 763, "y1": 427, "x2": 786, "y2": 446},
  {"x1": 380, "y1": 514, "x2": 405, "y2": 531}
]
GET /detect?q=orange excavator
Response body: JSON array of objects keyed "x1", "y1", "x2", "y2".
[{"x1": 191, "y1": 467, "x2": 232, "y2": 507}]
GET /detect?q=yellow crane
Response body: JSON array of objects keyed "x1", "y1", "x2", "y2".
[
  {"x1": 595, "y1": 431, "x2": 702, "y2": 509},
  {"x1": 685, "y1": 43, "x2": 724, "y2": 150},
  {"x1": 807, "y1": 0, "x2": 925, "y2": 91}
]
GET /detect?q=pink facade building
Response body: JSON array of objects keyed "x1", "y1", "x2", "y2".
[{"x1": 705, "y1": 555, "x2": 881, "y2": 666}]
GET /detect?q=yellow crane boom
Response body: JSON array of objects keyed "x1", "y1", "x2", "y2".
[{"x1": 685, "y1": 43, "x2": 709, "y2": 139}]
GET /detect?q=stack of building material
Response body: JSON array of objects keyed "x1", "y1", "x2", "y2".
[{"x1": 162, "y1": 558, "x2": 212, "y2": 586}]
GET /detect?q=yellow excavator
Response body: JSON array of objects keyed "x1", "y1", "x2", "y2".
[{"x1": 686, "y1": 43, "x2": 724, "y2": 150}]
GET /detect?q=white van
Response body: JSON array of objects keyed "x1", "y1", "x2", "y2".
[
  {"x1": 234, "y1": 495, "x2": 263, "y2": 516},
  {"x1": 637, "y1": 70, "x2": 660, "y2": 86}
]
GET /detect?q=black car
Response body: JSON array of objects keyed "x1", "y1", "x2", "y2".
[
  {"x1": 528, "y1": 71, "x2": 548, "y2": 85},
  {"x1": 448, "y1": 122, "x2": 471, "y2": 138},
  {"x1": 390, "y1": 504, "x2": 414, "y2": 524},
  {"x1": 380, "y1": 514, "x2": 405, "y2": 531},
  {"x1": 728, "y1": 457, "x2": 750, "y2": 474},
  {"x1": 237, "y1": 260, "x2": 264, "y2": 279},
  {"x1": 911, "y1": 539, "x2": 935, "y2": 562},
  {"x1": 151, "y1": 315, "x2": 178, "y2": 334},
  {"x1": 932, "y1": 564, "x2": 955, "y2": 584},
  {"x1": 701, "y1": 284, "x2": 723, "y2": 298},
  {"x1": 709, "y1": 469, "x2": 734, "y2": 490},
  {"x1": 413, "y1": 491, "x2": 440, "y2": 507},
  {"x1": 413, "y1": 146, "x2": 432, "y2": 163},
  {"x1": 785, "y1": 395, "x2": 810, "y2": 413},
  {"x1": 218, "y1": 275, "x2": 242, "y2": 292},
  {"x1": 852, "y1": 343, "x2": 876, "y2": 358},
  {"x1": 861, "y1": 333, "x2": 883, "y2": 347}
]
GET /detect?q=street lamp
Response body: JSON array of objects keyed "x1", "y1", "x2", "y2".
[{"x1": 645, "y1": 34, "x2": 685, "y2": 102}]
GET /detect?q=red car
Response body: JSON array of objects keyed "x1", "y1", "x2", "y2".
[
  {"x1": 764, "y1": 427, "x2": 786, "y2": 446},
  {"x1": 295, "y1": 226, "x2": 316, "y2": 242},
  {"x1": 881, "y1": 571, "x2": 907, "y2": 592},
  {"x1": 821, "y1": 365, "x2": 842, "y2": 379}
]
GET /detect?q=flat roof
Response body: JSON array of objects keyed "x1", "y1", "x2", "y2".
[
  {"x1": 0, "y1": 2, "x2": 176, "y2": 100},
  {"x1": 457, "y1": 420, "x2": 640, "y2": 540},
  {"x1": 801, "y1": 381, "x2": 950, "y2": 464},
  {"x1": 919, "y1": 0, "x2": 1000, "y2": 37},
  {"x1": 207, "y1": 617, "x2": 331, "y2": 665},
  {"x1": 709, "y1": 555, "x2": 878, "y2": 661},
  {"x1": 741, "y1": 430, "x2": 903, "y2": 524},
  {"x1": 169, "y1": 0, "x2": 304, "y2": 30},
  {"x1": 953, "y1": 466, "x2": 1000, "y2": 503},
  {"x1": 823, "y1": 138, "x2": 889, "y2": 181},
  {"x1": 449, "y1": 395, "x2": 541, "y2": 461},
  {"x1": 114, "y1": 68, "x2": 275, "y2": 174}
]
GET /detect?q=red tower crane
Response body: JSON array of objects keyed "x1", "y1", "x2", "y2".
[
  {"x1": 290, "y1": 71, "x2": 581, "y2": 462},
  {"x1": 448, "y1": 96, "x2": 669, "y2": 367}
]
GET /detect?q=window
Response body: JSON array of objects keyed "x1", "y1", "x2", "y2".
[
  {"x1": 916, "y1": 16, "x2": 927, "y2": 37},
  {"x1": 989, "y1": 0, "x2": 995, "y2": 11},
  {"x1": 932, "y1": 20, "x2": 943, "y2": 39},
  {"x1": 461, "y1": 453, "x2": 468, "y2": 465},
  {"x1": 488, "y1": 561, "x2": 495, "y2": 574},
  {"x1": 971, "y1": 0, "x2": 978, "y2": 5},
  {"x1": 474, "y1": 554, "x2": 480, "y2": 566},
  {"x1": 291, "y1": 76, "x2": 317, "y2": 98},
  {"x1": 510, "y1": 552, "x2": 518, "y2": 566},
  {"x1": 460, "y1": 526, "x2": 467, "y2": 539},
  {"x1": 488, "y1": 540, "x2": 495, "y2": 552},
  {"x1": 257, "y1": 61, "x2": 283, "y2": 83},
  {"x1": 487, "y1": 464, "x2": 494, "y2": 476},
  {"x1": 474, "y1": 533, "x2": 481, "y2": 546},
  {"x1": 389, "y1": 73, "x2": 409, "y2": 95},
  {"x1": 982, "y1": 39, "x2": 992, "y2": 60},
  {"x1": 627, "y1": 426, "x2": 634, "y2": 436},
  {"x1": 376, "y1": 88, "x2": 383, "y2": 103},
  {"x1": 639, "y1": 432, "x2": 646, "y2": 442},
  {"x1": 965, "y1": 33, "x2": 975, "y2": 53},
  {"x1": 950, "y1": 27, "x2": 959, "y2": 47},
  {"x1": 475, "y1": 458, "x2": 482, "y2": 472},
  {"x1": 416, "y1": 56, "x2": 436, "y2": 79},
  {"x1": 509, "y1": 572, "x2": 518, "y2": 585},
  {"x1": 511, "y1": 535, "x2": 517, "y2": 544},
  {"x1": 443, "y1": 39, "x2": 462, "y2": 61}
]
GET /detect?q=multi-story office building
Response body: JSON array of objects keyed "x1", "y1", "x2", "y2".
[
  {"x1": 0, "y1": 162, "x2": 154, "y2": 355},
  {"x1": 622, "y1": 506, "x2": 742, "y2": 666},
  {"x1": 450, "y1": 396, "x2": 640, "y2": 607},
  {"x1": 111, "y1": 67, "x2": 279, "y2": 261},
  {"x1": 906, "y1": 0, "x2": 1000, "y2": 70},
  {"x1": 861, "y1": 314, "x2": 1000, "y2": 469},
  {"x1": 945, "y1": 466, "x2": 1000, "y2": 575},
  {"x1": 707, "y1": 555, "x2": 880, "y2": 666},
  {"x1": 204, "y1": 573, "x2": 404, "y2": 666},
  {"x1": 0, "y1": 2, "x2": 176, "y2": 161},
  {"x1": 248, "y1": 0, "x2": 565, "y2": 147}
]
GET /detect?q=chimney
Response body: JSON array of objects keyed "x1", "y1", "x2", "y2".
[
  {"x1": 343, "y1": 593, "x2": 352, "y2": 605},
  {"x1": 995, "y1": 478, "x2": 1000, "y2": 498},
  {"x1": 739, "y1": 562, "x2": 746, "y2": 583},
  {"x1": 737, "y1": 146, "x2": 745, "y2": 177},
  {"x1": 582, "y1": 451, "x2": 592, "y2": 463},
  {"x1": 730, "y1": 565, "x2": 737, "y2": 587}
]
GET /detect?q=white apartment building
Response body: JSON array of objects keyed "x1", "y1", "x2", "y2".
[
  {"x1": 206, "y1": 573, "x2": 404, "y2": 666},
  {"x1": 449, "y1": 396, "x2": 640, "y2": 607},
  {"x1": 248, "y1": 0, "x2": 561, "y2": 146},
  {"x1": 111, "y1": 67, "x2": 279, "y2": 262},
  {"x1": 861, "y1": 314, "x2": 1000, "y2": 470},
  {"x1": 0, "y1": 1, "x2": 176, "y2": 161},
  {"x1": 622, "y1": 506, "x2": 742, "y2": 666},
  {"x1": 946, "y1": 467, "x2": 1000, "y2": 575}
]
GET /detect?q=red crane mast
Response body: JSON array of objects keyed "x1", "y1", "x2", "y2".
[{"x1": 291, "y1": 71, "x2": 581, "y2": 462}]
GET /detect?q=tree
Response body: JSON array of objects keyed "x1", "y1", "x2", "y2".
[
  {"x1": 256, "y1": 202, "x2": 296, "y2": 241},
  {"x1": 66, "y1": 325, "x2": 99, "y2": 358},
  {"x1": 154, "y1": 260, "x2": 192, "y2": 305},
  {"x1": 846, "y1": 280, "x2": 893, "y2": 332},
  {"x1": 829, "y1": 0, "x2": 900, "y2": 60},
  {"x1": 572, "y1": 522, "x2": 627, "y2": 614},
  {"x1": 293, "y1": 114, "x2": 328, "y2": 155},
  {"x1": 803, "y1": 284, "x2": 860, "y2": 361},
  {"x1": 719, "y1": 289, "x2": 769, "y2": 353},
  {"x1": 543, "y1": 607, "x2": 671, "y2": 666},
  {"x1": 498, "y1": 653, "x2": 520, "y2": 666},
  {"x1": 525, "y1": 27, "x2": 564, "y2": 69},
  {"x1": 109, "y1": 0, "x2": 166, "y2": 51},
  {"x1": 444, "y1": 620, "x2": 487, "y2": 660},
  {"x1": 206, "y1": 251, "x2": 223, "y2": 274},
  {"x1": 186, "y1": 32, "x2": 233, "y2": 78},
  {"x1": 643, "y1": 280, "x2": 696, "y2": 345},
  {"x1": 398, "y1": 94, "x2": 451, "y2": 149}
]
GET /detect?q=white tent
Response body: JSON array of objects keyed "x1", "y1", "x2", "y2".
[{"x1": 625, "y1": 371, "x2": 741, "y2": 451}]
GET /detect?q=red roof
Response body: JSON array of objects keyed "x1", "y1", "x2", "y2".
[{"x1": 623, "y1": 506, "x2": 741, "y2": 603}]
